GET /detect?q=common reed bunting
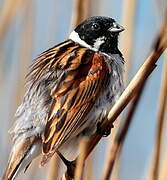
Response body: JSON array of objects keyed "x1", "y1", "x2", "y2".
[{"x1": 2, "y1": 16, "x2": 124, "y2": 180}]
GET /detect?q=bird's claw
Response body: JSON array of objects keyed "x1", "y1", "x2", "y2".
[{"x1": 96, "y1": 121, "x2": 114, "y2": 137}]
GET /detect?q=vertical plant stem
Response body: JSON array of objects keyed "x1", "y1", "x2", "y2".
[
  {"x1": 105, "y1": 121, "x2": 121, "y2": 180},
  {"x1": 150, "y1": 52, "x2": 167, "y2": 180},
  {"x1": 74, "y1": 138, "x2": 89, "y2": 180},
  {"x1": 0, "y1": 0, "x2": 29, "y2": 43},
  {"x1": 0, "y1": 0, "x2": 30, "y2": 99},
  {"x1": 120, "y1": 0, "x2": 137, "y2": 82},
  {"x1": 85, "y1": 155, "x2": 94, "y2": 180},
  {"x1": 70, "y1": 0, "x2": 91, "y2": 30},
  {"x1": 47, "y1": 154, "x2": 60, "y2": 180},
  {"x1": 159, "y1": 151, "x2": 167, "y2": 180},
  {"x1": 13, "y1": 1, "x2": 33, "y2": 122}
]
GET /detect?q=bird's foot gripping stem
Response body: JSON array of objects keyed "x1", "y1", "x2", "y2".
[{"x1": 96, "y1": 121, "x2": 114, "y2": 137}]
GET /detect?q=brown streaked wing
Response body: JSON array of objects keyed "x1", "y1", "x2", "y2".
[
  {"x1": 26, "y1": 40, "x2": 79, "y2": 85},
  {"x1": 42, "y1": 49, "x2": 109, "y2": 163}
]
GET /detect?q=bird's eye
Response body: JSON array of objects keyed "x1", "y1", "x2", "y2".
[
  {"x1": 113, "y1": 22, "x2": 117, "y2": 28},
  {"x1": 91, "y1": 23, "x2": 100, "y2": 31}
]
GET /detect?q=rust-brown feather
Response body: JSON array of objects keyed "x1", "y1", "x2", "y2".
[
  {"x1": 38, "y1": 41, "x2": 109, "y2": 165},
  {"x1": 26, "y1": 40, "x2": 109, "y2": 165}
]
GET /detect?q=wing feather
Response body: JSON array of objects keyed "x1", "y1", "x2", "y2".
[{"x1": 33, "y1": 41, "x2": 109, "y2": 164}]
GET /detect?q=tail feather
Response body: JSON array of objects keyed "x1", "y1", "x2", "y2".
[{"x1": 2, "y1": 136, "x2": 41, "y2": 180}]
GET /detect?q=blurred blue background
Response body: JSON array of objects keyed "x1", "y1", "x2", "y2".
[{"x1": 0, "y1": 0, "x2": 166, "y2": 179}]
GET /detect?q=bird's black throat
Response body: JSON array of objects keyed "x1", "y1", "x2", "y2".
[{"x1": 99, "y1": 35, "x2": 120, "y2": 54}]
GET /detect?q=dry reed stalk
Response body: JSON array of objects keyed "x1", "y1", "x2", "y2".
[
  {"x1": 74, "y1": 138, "x2": 89, "y2": 180},
  {"x1": 16, "y1": 0, "x2": 33, "y2": 104},
  {"x1": 0, "y1": 0, "x2": 29, "y2": 99},
  {"x1": 159, "y1": 150, "x2": 167, "y2": 180},
  {"x1": 85, "y1": 155, "x2": 94, "y2": 180},
  {"x1": 150, "y1": 52, "x2": 167, "y2": 180},
  {"x1": 105, "y1": 120, "x2": 120, "y2": 180},
  {"x1": 105, "y1": 121, "x2": 121, "y2": 180},
  {"x1": 0, "y1": 0, "x2": 29, "y2": 43},
  {"x1": 70, "y1": 0, "x2": 91, "y2": 30},
  {"x1": 120, "y1": 0, "x2": 137, "y2": 82},
  {"x1": 62, "y1": 7, "x2": 167, "y2": 179},
  {"x1": 46, "y1": 154, "x2": 60, "y2": 180}
]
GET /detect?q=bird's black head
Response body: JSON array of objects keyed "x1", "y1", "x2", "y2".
[{"x1": 69, "y1": 16, "x2": 124, "y2": 54}]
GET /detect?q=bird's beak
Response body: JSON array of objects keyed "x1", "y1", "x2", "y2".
[{"x1": 108, "y1": 22, "x2": 125, "y2": 33}]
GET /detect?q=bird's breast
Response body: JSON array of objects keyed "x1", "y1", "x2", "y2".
[{"x1": 85, "y1": 53, "x2": 124, "y2": 133}]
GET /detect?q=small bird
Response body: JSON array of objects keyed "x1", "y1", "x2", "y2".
[{"x1": 2, "y1": 16, "x2": 124, "y2": 180}]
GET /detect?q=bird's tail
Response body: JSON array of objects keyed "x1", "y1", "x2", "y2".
[{"x1": 2, "y1": 136, "x2": 41, "y2": 180}]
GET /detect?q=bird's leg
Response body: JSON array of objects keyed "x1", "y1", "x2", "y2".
[
  {"x1": 96, "y1": 120, "x2": 114, "y2": 137},
  {"x1": 56, "y1": 151, "x2": 76, "y2": 178}
]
